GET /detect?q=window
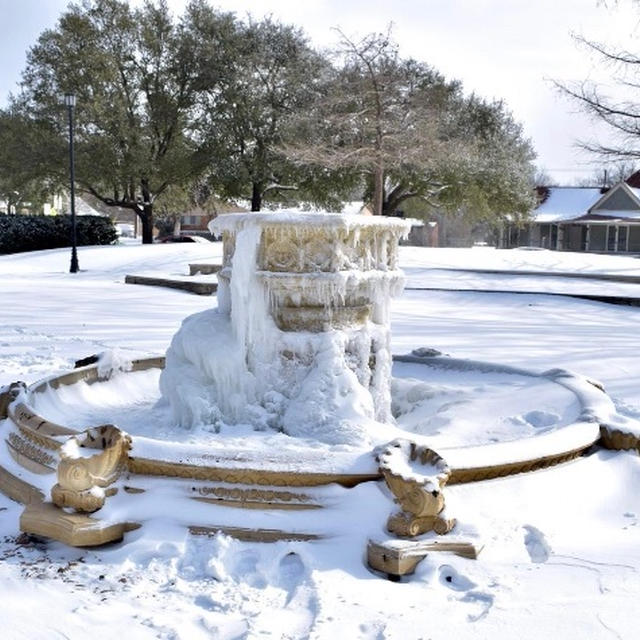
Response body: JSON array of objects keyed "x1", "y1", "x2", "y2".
[
  {"x1": 628, "y1": 226, "x2": 640, "y2": 252},
  {"x1": 619, "y1": 226, "x2": 629, "y2": 252},
  {"x1": 589, "y1": 225, "x2": 607, "y2": 251}
]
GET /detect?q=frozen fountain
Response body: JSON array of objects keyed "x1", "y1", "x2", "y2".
[
  {"x1": 160, "y1": 213, "x2": 409, "y2": 446},
  {"x1": 1, "y1": 211, "x2": 634, "y2": 577}
]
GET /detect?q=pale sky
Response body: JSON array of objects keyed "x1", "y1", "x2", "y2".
[{"x1": 2, "y1": 0, "x2": 639, "y2": 183}]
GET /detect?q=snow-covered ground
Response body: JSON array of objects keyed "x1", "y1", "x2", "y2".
[{"x1": 1, "y1": 243, "x2": 639, "y2": 639}]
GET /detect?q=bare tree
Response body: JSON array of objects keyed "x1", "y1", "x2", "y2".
[
  {"x1": 573, "y1": 161, "x2": 639, "y2": 186},
  {"x1": 555, "y1": 29, "x2": 640, "y2": 161}
]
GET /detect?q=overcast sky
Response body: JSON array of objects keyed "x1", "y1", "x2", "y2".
[{"x1": 2, "y1": 0, "x2": 639, "y2": 183}]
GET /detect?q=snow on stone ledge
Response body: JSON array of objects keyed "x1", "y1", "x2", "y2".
[{"x1": 209, "y1": 211, "x2": 415, "y2": 236}]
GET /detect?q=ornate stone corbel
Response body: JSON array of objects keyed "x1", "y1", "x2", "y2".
[
  {"x1": 51, "y1": 425, "x2": 130, "y2": 513},
  {"x1": 0, "y1": 381, "x2": 27, "y2": 419},
  {"x1": 378, "y1": 439, "x2": 455, "y2": 537}
]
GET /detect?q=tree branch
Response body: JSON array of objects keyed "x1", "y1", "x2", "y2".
[
  {"x1": 84, "y1": 184, "x2": 142, "y2": 212},
  {"x1": 262, "y1": 182, "x2": 299, "y2": 195},
  {"x1": 573, "y1": 33, "x2": 640, "y2": 66}
]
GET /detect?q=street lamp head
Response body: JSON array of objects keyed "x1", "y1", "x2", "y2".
[{"x1": 63, "y1": 93, "x2": 76, "y2": 107}]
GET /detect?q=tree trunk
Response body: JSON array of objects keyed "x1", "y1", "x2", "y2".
[
  {"x1": 373, "y1": 163, "x2": 384, "y2": 216},
  {"x1": 251, "y1": 182, "x2": 262, "y2": 211},
  {"x1": 172, "y1": 216, "x2": 181, "y2": 237},
  {"x1": 140, "y1": 178, "x2": 154, "y2": 244},
  {"x1": 140, "y1": 205, "x2": 154, "y2": 244}
]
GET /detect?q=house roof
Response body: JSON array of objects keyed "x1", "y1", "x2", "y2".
[
  {"x1": 76, "y1": 196, "x2": 107, "y2": 217},
  {"x1": 534, "y1": 187, "x2": 604, "y2": 223},
  {"x1": 533, "y1": 183, "x2": 640, "y2": 224},
  {"x1": 625, "y1": 170, "x2": 640, "y2": 188}
]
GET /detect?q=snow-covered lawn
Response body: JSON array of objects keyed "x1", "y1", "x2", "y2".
[{"x1": 1, "y1": 243, "x2": 639, "y2": 639}]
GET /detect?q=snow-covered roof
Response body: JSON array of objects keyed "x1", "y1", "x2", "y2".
[
  {"x1": 534, "y1": 184, "x2": 640, "y2": 223},
  {"x1": 583, "y1": 210, "x2": 640, "y2": 221},
  {"x1": 76, "y1": 196, "x2": 108, "y2": 217},
  {"x1": 534, "y1": 187, "x2": 604, "y2": 223}
]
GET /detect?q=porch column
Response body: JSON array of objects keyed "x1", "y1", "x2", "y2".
[{"x1": 585, "y1": 224, "x2": 591, "y2": 251}]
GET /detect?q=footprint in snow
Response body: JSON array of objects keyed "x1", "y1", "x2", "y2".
[
  {"x1": 438, "y1": 565, "x2": 494, "y2": 621},
  {"x1": 438, "y1": 564, "x2": 476, "y2": 591},
  {"x1": 194, "y1": 594, "x2": 219, "y2": 612},
  {"x1": 613, "y1": 398, "x2": 640, "y2": 420},
  {"x1": 277, "y1": 552, "x2": 306, "y2": 607},
  {"x1": 231, "y1": 549, "x2": 267, "y2": 589},
  {"x1": 523, "y1": 524, "x2": 552, "y2": 563},
  {"x1": 460, "y1": 590, "x2": 495, "y2": 622}
]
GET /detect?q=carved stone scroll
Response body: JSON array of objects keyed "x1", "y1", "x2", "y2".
[
  {"x1": 51, "y1": 425, "x2": 130, "y2": 513},
  {"x1": 378, "y1": 439, "x2": 455, "y2": 537}
]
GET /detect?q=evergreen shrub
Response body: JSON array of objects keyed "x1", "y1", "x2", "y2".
[{"x1": 0, "y1": 214, "x2": 117, "y2": 254}]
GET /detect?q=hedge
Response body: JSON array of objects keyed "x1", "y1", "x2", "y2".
[{"x1": 0, "y1": 214, "x2": 118, "y2": 254}]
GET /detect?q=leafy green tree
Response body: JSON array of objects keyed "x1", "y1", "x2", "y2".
[
  {"x1": 0, "y1": 110, "x2": 57, "y2": 213},
  {"x1": 286, "y1": 29, "x2": 536, "y2": 220},
  {"x1": 429, "y1": 96, "x2": 537, "y2": 224},
  {"x1": 199, "y1": 17, "x2": 340, "y2": 211},
  {"x1": 7, "y1": 0, "x2": 236, "y2": 243}
]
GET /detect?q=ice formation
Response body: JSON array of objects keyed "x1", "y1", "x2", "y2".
[{"x1": 159, "y1": 212, "x2": 411, "y2": 447}]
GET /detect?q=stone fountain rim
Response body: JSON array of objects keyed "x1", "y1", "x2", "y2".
[
  {"x1": 209, "y1": 211, "x2": 415, "y2": 235},
  {"x1": 3, "y1": 354, "x2": 608, "y2": 487}
]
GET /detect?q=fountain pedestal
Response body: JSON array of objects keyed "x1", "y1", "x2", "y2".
[{"x1": 212, "y1": 213, "x2": 410, "y2": 428}]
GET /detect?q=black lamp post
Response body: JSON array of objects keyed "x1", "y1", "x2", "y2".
[{"x1": 64, "y1": 93, "x2": 79, "y2": 273}]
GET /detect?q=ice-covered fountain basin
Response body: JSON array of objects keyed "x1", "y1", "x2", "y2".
[
  {"x1": 210, "y1": 212, "x2": 412, "y2": 273},
  {"x1": 23, "y1": 355, "x2": 607, "y2": 480},
  {"x1": 210, "y1": 212, "x2": 412, "y2": 330}
]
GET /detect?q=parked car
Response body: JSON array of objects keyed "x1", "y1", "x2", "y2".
[
  {"x1": 155, "y1": 234, "x2": 212, "y2": 244},
  {"x1": 115, "y1": 223, "x2": 135, "y2": 238}
]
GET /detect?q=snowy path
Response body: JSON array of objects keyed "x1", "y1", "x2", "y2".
[{"x1": 404, "y1": 270, "x2": 640, "y2": 298}]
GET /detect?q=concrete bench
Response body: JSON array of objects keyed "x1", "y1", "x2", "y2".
[
  {"x1": 124, "y1": 275, "x2": 217, "y2": 295},
  {"x1": 189, "y1": 263, "x2": 222, "y2": 276}
]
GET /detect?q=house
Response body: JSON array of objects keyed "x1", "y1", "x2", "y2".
[
  {"x1": 179, "y1": 201, "x2": 373, "y2": 236},
  {"x1": 503, "y1": 174, "x2": 640, "y2": 253},
  {"x1": 171, "y1": 199, "x2": 437, "y2": 246},
  {"x1": 179, "y1": 202, "x2": 248, "y2": 235}
]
